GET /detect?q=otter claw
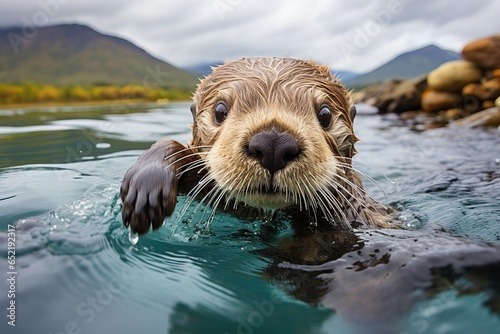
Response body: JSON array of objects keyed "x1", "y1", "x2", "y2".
[{"x1": 120, "y1": 163, "x2": 178, "y2": 235}]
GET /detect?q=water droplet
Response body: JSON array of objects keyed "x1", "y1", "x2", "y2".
[
  {"x1": 261, "y1": 209, "x2": 275, "y2": 223},
  {"x1": 96, "y1": 142, "x2": 111, "y2": 149},
  {"x1": 307, "y1": 210, "x2": 319, "y2": 227},
  {"x1": 128, "y1": 231, "x2": 139, "y2": 245}
]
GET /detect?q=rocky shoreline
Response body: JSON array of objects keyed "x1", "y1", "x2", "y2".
[{"x1": 354, "y1": 35, "x2": 500, "y2": 130}]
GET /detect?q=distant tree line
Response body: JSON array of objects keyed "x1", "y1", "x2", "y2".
[{"x1": 0, "y1": 83, "x2": 192, "y2": 104}]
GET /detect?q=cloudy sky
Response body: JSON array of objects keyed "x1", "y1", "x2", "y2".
[{"x1": 2, "y1": 0, "x2": 500, "y2": 73}]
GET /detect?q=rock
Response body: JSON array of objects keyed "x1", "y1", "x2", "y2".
[
  {"x1": 462, "y1": 95, "x2": 483, "y2": 113},
  {"x1": 461, "y1": 79, "x2": 500, "y2": 101},
  {"x1": 462, "y1": 83, "x2": 481, "y2": 96},
  {"x1": 352, "y1": 79, "x2": 400, "y2": 106},
  {"x1": 354, "y1": 76, "x2": 427, "y2": 114},
  {"x1": 442, "y1": 108, "x2": 466, "y2": 121},
  {"x1": 462, "y1": 35, "x2": 500, "y2": 70},
  {"x1": 480, "y1": 79, "x2": 500, "y2": 100},
  {"x1": 493, "y1": 69, "x2": 500, "y2": 80},
  {"x1": 483, "y1": 100, "x2": 495, "y2": 109},
  {"x1": 427, "y1": 60, "x2": 482, "y2": 91},
  {"x1": 421, "y1": 89, "x2": 461, "y2": 112},
  {"x1": 450, "y1": 107, "x2": 500, "y2": 128}
]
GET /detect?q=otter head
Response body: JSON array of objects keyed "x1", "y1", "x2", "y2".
[{"x1": 189, "y1": 58, "x2": 358, "y2": 221}]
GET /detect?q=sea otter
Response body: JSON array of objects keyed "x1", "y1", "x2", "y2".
[
  {"x1": 120, "y1": 58, "x2": 500, "y2": 330},
  {"x1": 120, "y1": 57, "x2": 390, "y2": 235}
]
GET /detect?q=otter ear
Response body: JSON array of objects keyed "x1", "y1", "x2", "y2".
[
  {"x1": 349, "y1": 105, "x2": 357, "y2": 121},
  {"x1": 190, "y1": 103, "x2": 197, "y2": 121}
]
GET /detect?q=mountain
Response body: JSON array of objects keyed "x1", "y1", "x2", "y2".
[
  {"x1": 184, "y1": 62, "x2": 224, "y2": 77},
  {"x1": 0, "y1": 24, "x2": 200, "y2": 87},
  {"x1": 345, "y1": 45, "x2": 461, "y2": 87}
]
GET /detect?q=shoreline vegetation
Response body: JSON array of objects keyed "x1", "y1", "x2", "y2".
[{"x1": 0, "y1": 83, "x2": 193, "y2": 108}]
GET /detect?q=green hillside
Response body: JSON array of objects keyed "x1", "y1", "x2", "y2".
[{"x1": 0, "y1": 24, "x2": 199, "y2": 88}]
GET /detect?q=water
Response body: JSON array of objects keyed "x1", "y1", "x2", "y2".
[{"x1": 0, "y1": 102, "x2": 499, "y2": 334}]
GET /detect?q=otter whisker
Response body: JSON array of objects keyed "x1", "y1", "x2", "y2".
[
  {"x1": 304, "y1": 168, "x2": 352, "y2": 225},
  {"x1": 224, "y1": 173, "x2": 251, "y2": 211},
  {"x1": 299, "y1": 177, "x2": 321, "y2": 214},
  {"x1": 317, "y1": 186, "x2": 347, "y2": 223},
  {"x1": 337, "y1": 159, "x2": 392, "y2": 197},
  {"x1": 333, "y1": 172, "x2": 389, "y2": 211},
  {"x1": 185, "y1": 172, "x2": 213, "y2": 199},
  {"x1": 198, "y1": 186, "x2": 226, "y2": 227},
  {"x1": 296, "y1": 177, "x2": 309, "y2": 211},
  {"x1": 337, "y1": 165, "x2": 384, "y2": 196},
  {"x1": 210, "y1": 186, "x2": 231, "y2": 221},
  {"x1": 165, "y1": 151, "x2": 209, "y2": 169},
  {"x1": 162, "y1": 145, "x2": 211, "y2": 163},
  {"x1": 237, "y1": 169, "x2": 256, "y2": 202},
  {"x1": 324, "y1": 178, "x2": 363, "y2": 225},
  {"x1": 191, "y1": 183, "x2": 221, "y2": 222},
  {"x1": 187, "y1": 145, "x2": 214, "y2": 150},
  {"x1": 307, "y1": 205, "x2": 318, "y2": 226},
  {"x1": 315, "y1": 184, "x2": 349, "y2": 226},
  {"x1": 176, "y1": 159, "x2": 207, "y2": 178},
  {"x1": 177, "y1": 173, "x2": 215, "y2": 221},
  {"x1": 208, "y1": 168, "x2": 243, "y2": 211}
]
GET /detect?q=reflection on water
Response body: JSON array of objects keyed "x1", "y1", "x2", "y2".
[
  {"x1": 0, "y1": 103, "x2": 192, "y2": 168},
  {"x1": 0, "y1": 103, "x2": 499, "y2": 334}
]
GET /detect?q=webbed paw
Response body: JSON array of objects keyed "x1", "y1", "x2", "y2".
[{"x1": 120, "y1": 164, "x2": 178, "y2": 234}]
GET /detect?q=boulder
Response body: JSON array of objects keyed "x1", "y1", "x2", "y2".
[
  {"x1": 462, "y1": 35, "x2": 500, "y2": 70},
  {"x1": 483, "y1": 100, "x2": 495, "y2": 109},
  {"x1": 421, "y1": 89, "x2": 461, "y2": 112},
  {"x1": 461, "y1": 79, "x2": 500, "y2": 101},
  {"x1": 450, "y1": 107, "x2": 500, "y2": 128},
  {"x1": 462, "y1": 95, "x2": 483, "y2": 113},
  {"x1": 353, "y1": 76, "x2": 427, "y2": 114},
  {"x1": 352, "y1": 79, "x2": 400, "y2": 107},
  {"x1": 462, "y1": 83, "x2": 481, "y2": 96},
  {"x1": 442, "y1": 108, "x2": 466, "y2": 121},
  {"x1": 427, "y1": 60, "x2": 482, "y2": 91},
  {"x1": 493, "y1": 69, "x2": 500, "y2": 80},
  {"x1": 480, "y1": 79, "x2": 500, "y2": 100}
]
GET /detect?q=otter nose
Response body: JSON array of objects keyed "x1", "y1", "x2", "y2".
[{"x1": 248, "y1": 129, "x2": 299, "y2": 174}]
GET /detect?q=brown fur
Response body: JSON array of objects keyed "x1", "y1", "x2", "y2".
[
  {"x1": 121, "y1": 58, "x2": 390, "y2": 234},
  {"x1": 191, "y1": 58, "x2": 389, "y2": 227}
]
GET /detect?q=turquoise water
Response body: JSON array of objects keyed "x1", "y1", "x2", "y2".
[{"x1": 0, "y1": 102, "x2": 499, "y2": 334}]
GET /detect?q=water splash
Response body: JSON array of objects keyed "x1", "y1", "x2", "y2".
[
  {"x1": 128, "y1": 230, "x2": 139, "y2": 245},
  {"x1": 261, "y1": 209, "x2": 276, "y2": 223}
]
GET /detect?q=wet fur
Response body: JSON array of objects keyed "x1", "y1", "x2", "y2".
[
  {"x1": 194, "y1": 59, "x2": 390, "y2": 226},
  {"x1": 121, "y1": 58, "x2": 390, "y2": 234}
]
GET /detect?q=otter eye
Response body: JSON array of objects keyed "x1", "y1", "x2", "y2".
[
  {"x1": 214, "y1": 102, "x2": 228, "y2": 124},
  {"x1": 317, "y1": 105, "x2": 332, "y2": 129}
]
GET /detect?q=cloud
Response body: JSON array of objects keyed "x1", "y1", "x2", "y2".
[{"x1": 1, "y1": 0, "x2": 500, "y2": 73}]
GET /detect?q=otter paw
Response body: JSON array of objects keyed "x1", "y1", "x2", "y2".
[{"x1": 120, "y1": 164, "x2": 178, "y2": 235}]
